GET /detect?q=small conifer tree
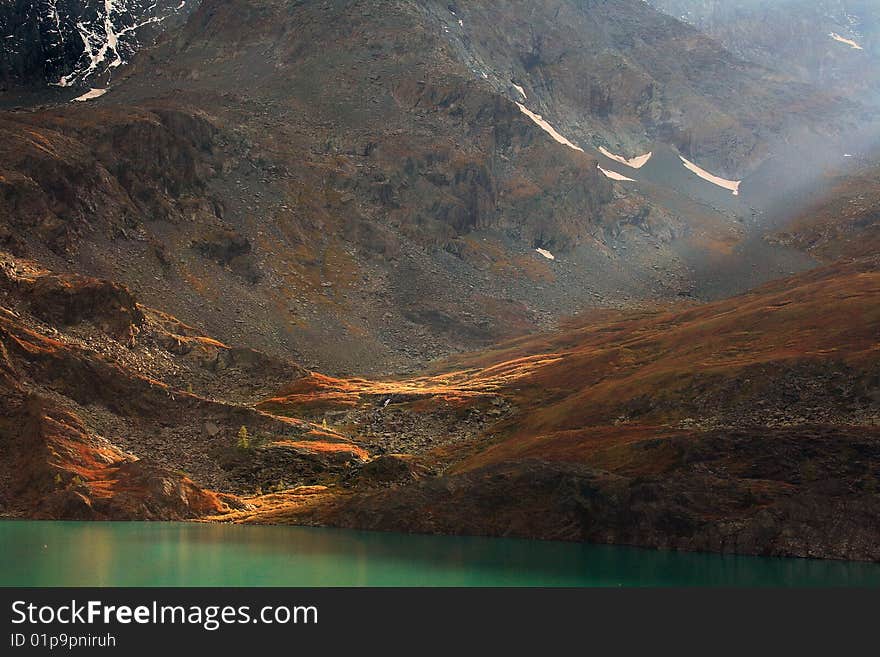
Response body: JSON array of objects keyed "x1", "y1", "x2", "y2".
[{"x1": 237, "y1": 426, "x2": 250, "y2": 450}]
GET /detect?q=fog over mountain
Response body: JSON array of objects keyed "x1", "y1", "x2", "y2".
[{"x1": 646, "y1": 0, "x2": 880, "y2": 103}]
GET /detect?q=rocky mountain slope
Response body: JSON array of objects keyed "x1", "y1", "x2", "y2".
[
  {"x1": 4, "y1": 243, "x2": 876, "y2": 561},
  {"x1": 1, "y1": 0, "x2": 861, "y2": 377},
  {"x1": 0, "y1": 250, "x2": 334, "y2": 519},
  {"x1": 236, "y1": 256, "x2": 880, "y2": 561}
]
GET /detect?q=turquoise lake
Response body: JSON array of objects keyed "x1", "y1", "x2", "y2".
[{"x1": 1, "y1": 521, "x2": 878, "y2": 587}]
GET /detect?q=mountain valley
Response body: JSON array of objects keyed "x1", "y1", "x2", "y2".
[{"x1": 0, "y1": 0, "x2": 878, "y2": 563}]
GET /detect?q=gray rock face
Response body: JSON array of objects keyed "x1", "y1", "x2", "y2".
[{"x1": 0, "y1": 0, "x2": 196, "y2": 90}]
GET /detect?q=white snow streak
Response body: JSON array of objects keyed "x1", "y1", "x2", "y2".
[
  {"x1": 511, "y1": 82, "x2": 526, "y2": 98},
  {"x1": 536, "y1": 248, "x2": 556, "y2": 261},
  {"x1": 829, "y1": 32, "x2": 864, "y2": 50},
  {"x1": 679, "y1": 156, "x2": 741, "y2": 195},
  {"x1": 38, "y1": 0, "x2": 67, "y2": 64},
  {"x1": 598, "y1": 146, "x2": 652, "y2": 169},
  {"x1": 47, "y1": 1, "x2": 64, "y2": 41},
  {"x1": 515, "y1": 103, "x2": 583, "y2": 152},
  {"x1": 597, "y1": 165, "x2": 636, "y2": 182}
]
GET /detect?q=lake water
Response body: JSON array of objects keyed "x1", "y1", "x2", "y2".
[{"x1": 1, "y1": 521, "x2": 878, "y2": 587}]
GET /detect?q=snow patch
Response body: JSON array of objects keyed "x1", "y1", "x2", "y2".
[
  {"x1": 536, "y1": 248, "x2": 555, "y2": 261},
  {"x1": 829, "y1": 32, "x2": 863, "y2": 50},
  {"x1": 72, "y1": 88, "x2": 108, "y2": 102},
  {"x1": 597, "y1": 165, "x2": 636, "y2": 182},
  {"x1": 515, "y1": 103, "x2": 583, "y2": 152},
  {"x1": 598, "y1": 147, "x2": 652, "y2": 169},
  {"x1": 511, "y1": 82, "x2": 526, "y2": 98},
  {"x1": 679, "y1": 156, "x2": 741, "y2": 195}
]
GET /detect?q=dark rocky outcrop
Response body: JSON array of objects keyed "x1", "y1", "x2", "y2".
[
  {"x1": 0, "y1": 107, "x2": 218, "y2": 253},
  {"x1": 0, "y1": 0, "x2": 196, "y2": 90}
]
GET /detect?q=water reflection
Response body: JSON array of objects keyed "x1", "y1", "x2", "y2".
[{"x1": 1, "y1": 521, "x2": 878, "y2": 587}]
